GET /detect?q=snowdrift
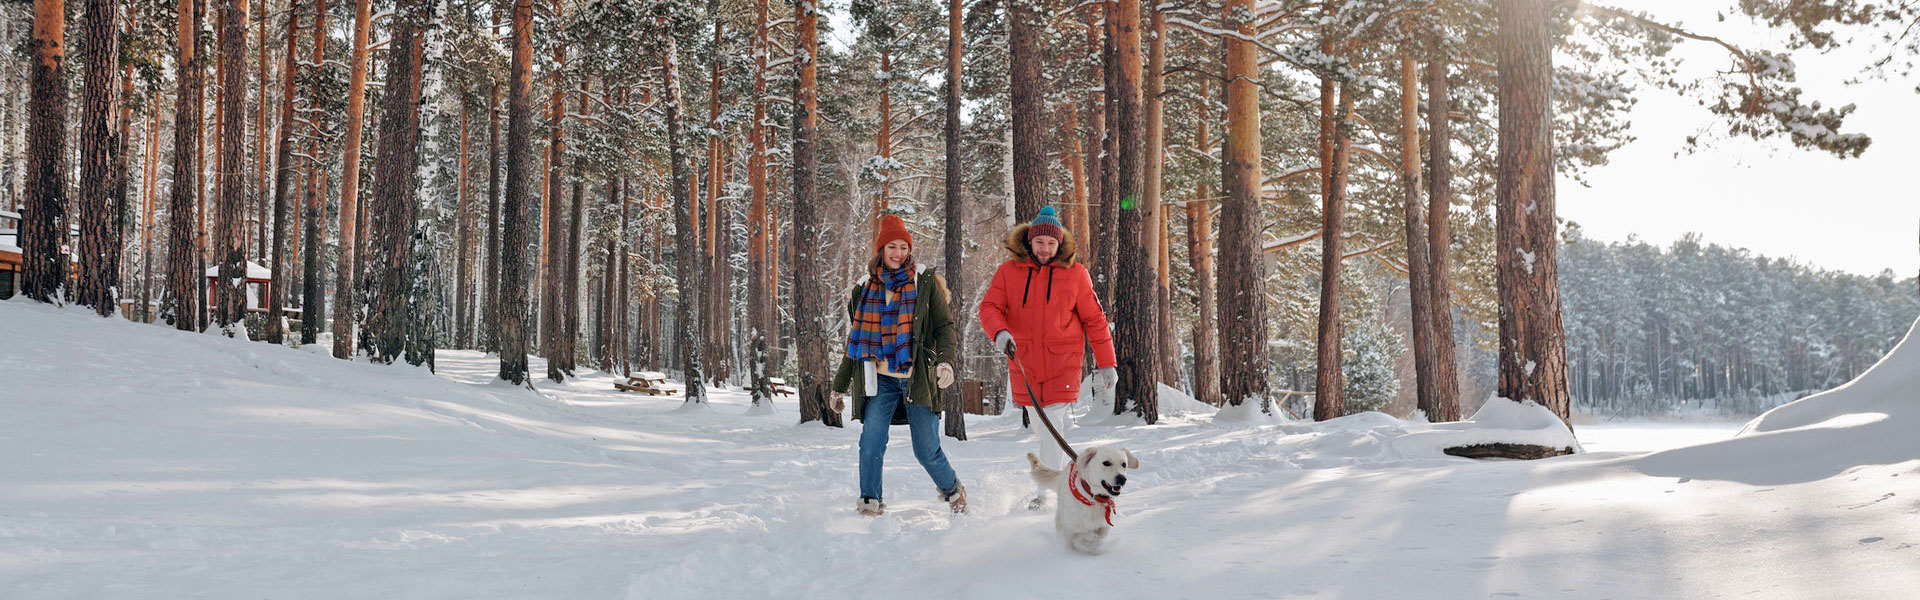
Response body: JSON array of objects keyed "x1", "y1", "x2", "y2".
[
  {"x1": 1633, "y1": 317, "x2": 1920, "y2": 484},
  {"x1": 5, "y1": 300, "x2": 1917, "y2": 599}
]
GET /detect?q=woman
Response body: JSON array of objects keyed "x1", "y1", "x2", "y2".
[
  {"x1": 978, "y1": 206, "x2": 1118, "y2": 510},
  {"x1": 832, "y1": 215, "x2": 966, "y2": 516}
]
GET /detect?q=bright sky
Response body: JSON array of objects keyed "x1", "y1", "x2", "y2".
[{"x1": 1557, "y1": 1, "x2": 1920, "y2": 277}]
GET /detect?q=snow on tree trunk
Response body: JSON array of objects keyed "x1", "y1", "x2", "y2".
[
  {"x1": 664, "y1": 15, "x2": 707, "y2": 404},
  {"x1": 213, "y1": 0, "x2": 248, "y2": 333},
  {"x1": 792, "y1": 1, "x2": 834, "y2": 425},
  {"x1": 1495, "y1": 0, "x2": 1573, "y2": 424},
  {"x1": 358, "y1": 0, "x2": 431, "y2": 364}
]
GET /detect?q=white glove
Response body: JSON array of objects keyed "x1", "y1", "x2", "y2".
[
  {"x1": 936, "y1": 363, "x2": 955, "y2": 388},
  {"x1": 1097, "y1": 367, "x2": 1118, "y2": 391},
  {"x1": 994, "y1": 331, "x2": 1016, "y2": 358}
]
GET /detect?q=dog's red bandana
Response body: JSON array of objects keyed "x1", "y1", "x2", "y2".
[{"x1": 1067, "y1": 463, "x2": 1117, "y2": 526}]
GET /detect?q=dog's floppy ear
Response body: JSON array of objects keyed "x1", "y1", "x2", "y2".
[
  {"x1": 1080, "y1": 447, "x2": 1097, "y2": 468},
  {"x1": 1122, "y1": 448, "x2": 1139, "y2": 469}
]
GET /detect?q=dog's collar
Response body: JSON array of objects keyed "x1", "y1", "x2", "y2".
[{"x1": 1067, "y1": 463, "x2": 1117, "y2": 526}]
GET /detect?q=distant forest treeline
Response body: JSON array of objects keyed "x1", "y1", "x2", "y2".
[{"x1": 1556, "y1": 229, "x2": 1919, "y2": 416}]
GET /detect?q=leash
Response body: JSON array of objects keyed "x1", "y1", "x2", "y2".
[{"x1": 1010, "y1": 350, "x2": 1077, "y2": 462}]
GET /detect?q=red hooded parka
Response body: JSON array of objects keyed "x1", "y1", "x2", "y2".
[{"x1": 977, "y1": 223, "x2": 1117, "y2": 407}]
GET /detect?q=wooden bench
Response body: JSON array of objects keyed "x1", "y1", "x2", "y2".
[
  {"x1": 768, "y1": 377, "x2": 797, "y2": 397},
  {"x1": 615, "y1": 372, "x2": 681, "y2": 396}
]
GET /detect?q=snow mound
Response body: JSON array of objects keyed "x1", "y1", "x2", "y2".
[
  {"x1": 1155, "y1": 383, "x2": 1217, "y2": 416},
  {"x1": 1634, "y1": 316, "x2": 1920, "y2": 484},
  {"x1": 1387, "y1": 397, "x2": 1583, "y2": 458}
]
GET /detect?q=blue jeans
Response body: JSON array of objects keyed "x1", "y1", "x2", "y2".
[{"x1": 859, "y1": 375, "x2": 959, "y2": 500}]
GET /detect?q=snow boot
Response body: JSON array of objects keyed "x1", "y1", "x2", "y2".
[
  {"x1": 1026, "y1": 490, "x2": 1049, "y2": 512},
  {"x1": 857, "y1": 497, "x2": 885, "y2": 517},
  {"x1": 941, "y1": 483, "x2": 969, "y2": 514}
]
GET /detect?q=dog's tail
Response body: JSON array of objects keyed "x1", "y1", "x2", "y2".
[{"x1": 1027, "y1": 452, "x2": 1062, "y2": 487}]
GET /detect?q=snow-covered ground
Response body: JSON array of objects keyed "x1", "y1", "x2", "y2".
[{"x1": 4, "y1": 299, "x2": 1917, "y2": 599}]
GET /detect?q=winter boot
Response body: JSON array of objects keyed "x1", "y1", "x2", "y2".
[
  {"x1": 1026, "y1": 490, "x2": 1049, "y2": 511},
  {"x1": 941, "y1": 483, "x2": 969, "y2": 514},
  {"x1": 857, "y1": 497, "x2": 886, "y2": 517}
]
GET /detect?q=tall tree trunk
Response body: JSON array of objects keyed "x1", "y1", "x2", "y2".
[
  {"x1": 705, "y1": 28, "x2": 727, "y2": 387},
  {"x1": 499, "y1": 0, "x2": 535, "y2": 384},
  {"x1": 268, "y1": 0, "x2": 300, "y2": 343},
  {"x1": 484, "y1": 78, "x2": 502, "y2": 350},
  {"x1": 1007, "y1": 0, "x2": 1045, "y2": 223},
  {"x1": 664, "y1": 17, "x2": 707, "y2": 402},
  {"x1": 1398, "y1": 52, "x2": 1440, "y2": 418},
  {"x1": 1096, "y1": 22, "x2": 1119, "y2": 300},
  {"x1": 598, "y1": 177, "x2": 618, "y2": 370},
  {"x1": 254, "y1": 3, "x2": 269, "y2": 263},
  {"x1": 1080, "y1": 13, "x2": 1102, "y2": 265},
  {"x1": 1146, "y1": 5, "x2": 1176, "y2": 386},
  {"x1": 1061, "y1": 107, "x2": 1086, "y2": 233},
  {"x1": 455, "y1": 99, "x2": 475, "y2": 348},
  {"x1": 1424, "y1": 52, "x2": 1461, "y2": 422},
  {"x1": 564, "y1": 82, "x2": 588, "y2": 374},
  {"x1": 541, "y1": 10, "x2": 569, "y2": 381},
  {"x1": 115, "y1": 54, "x2": 133, "y2": 316},
  {"x1": 22, "y1": 0, "x2": 68, "y2": 303},
  {"x1": 300, "y1": 0, "x2": 328, "y2": 344},
  {"x1": 1314, "y1": 81, "x2": 1354, "y2": 421},
  {"x1": 332, "y1": 0, "x2": 372, "y2": 358},
  {"x1": 141, "y1": 107, "x2": 160, "y2": 323},
  {"x1": 1110, "y1": 0, "x2": 1158, "y2": 422},
  {"x1": 1187, "y1": 115, "x2": 1220, "y2": 406},
  {"x1": 748, "y1": 0, "x2": 775, "y2": 406},
  {"x1": 213, "y1": 0, "x2": 250, "y2": 332},
  {"x1": 876, "y1": 45, "x2": 892, "y2": 220},
  {"x1": 75, "y1": 0, "x2": 119, "y2": 314},
  {"x1": 1495, "y1": 0, "x2": 1572, "y2": 422},
  {"x1": 1218, "y1": 0, "x2": 1268, "y2": 410},
  {"x1": 361, "y1": 0, "x2": 432, "y2": 363},
  {"x1": 942, "y1": 0, "x2": 967, "y2": 440},
  {"x1": 791, "y1": 2, "x2": 833, "y2": 424},
  {"x1": 165, "y1": 0, "x2": 204, "y2": 329}
]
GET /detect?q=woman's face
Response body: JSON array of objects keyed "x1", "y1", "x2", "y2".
[
  {"x1": 1031, "y1": 235, "x2": 1060, "y2": 263},
  {"x1": 883, "y1": 240, "x2": 912, "y2": 270}
]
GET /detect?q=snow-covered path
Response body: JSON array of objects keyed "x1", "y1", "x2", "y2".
[{"x1": 4, "y1": 300, "x2": 1916, "y2": 599}]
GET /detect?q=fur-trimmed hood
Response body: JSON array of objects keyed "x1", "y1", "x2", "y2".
[{"x1": 1003, "y1": 223, "x2": 1079, "y2": 267}]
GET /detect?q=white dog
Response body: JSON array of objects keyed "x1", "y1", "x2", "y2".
[{"x1": 1027, "y1": 445, "x2": 1139, "y2": 554}]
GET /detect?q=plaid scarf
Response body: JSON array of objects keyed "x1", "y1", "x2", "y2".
[{"x1": 847, "y1": 263, "x2": 917, "y2": 373}]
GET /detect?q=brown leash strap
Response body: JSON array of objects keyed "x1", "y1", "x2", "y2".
[{"x1": 1011, "y1": 353, "x2": 1077, "y2": 462}]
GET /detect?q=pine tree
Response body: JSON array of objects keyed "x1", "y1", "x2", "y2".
[
  {"x1": 21, "y1": 0, "x2": 68, "y2": 304},
  {"x1": 75, "y1": 0, "x2": 120, "y2": 315},
  {"x1": 499, "y1": 0, "x2": 536, "y2": 384},
  {"x1": 792, "y1": 0, "x2": 835, "y2": 425},
  {"x1": 332, "y1": 0, "x2": 372, "y2": 358},
  {"x1": 1216, "y1": 0, "x2": 1268, "y2": 410},
  {"x1": 267, "y1": 0, "x2": 301, "y2": 343},
  {"x1": 165, "y1": 0, "x2": 206, "y2": 330},
  {"x1": 360, "y1": 0, "x2": 435, "y2": 364},
  {"x1": 1494, "y1": 0, "x2": 1571, "y2": 421},
  {"x1": 212, "y1": 0, "x2": 250, "y2": 332}
]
